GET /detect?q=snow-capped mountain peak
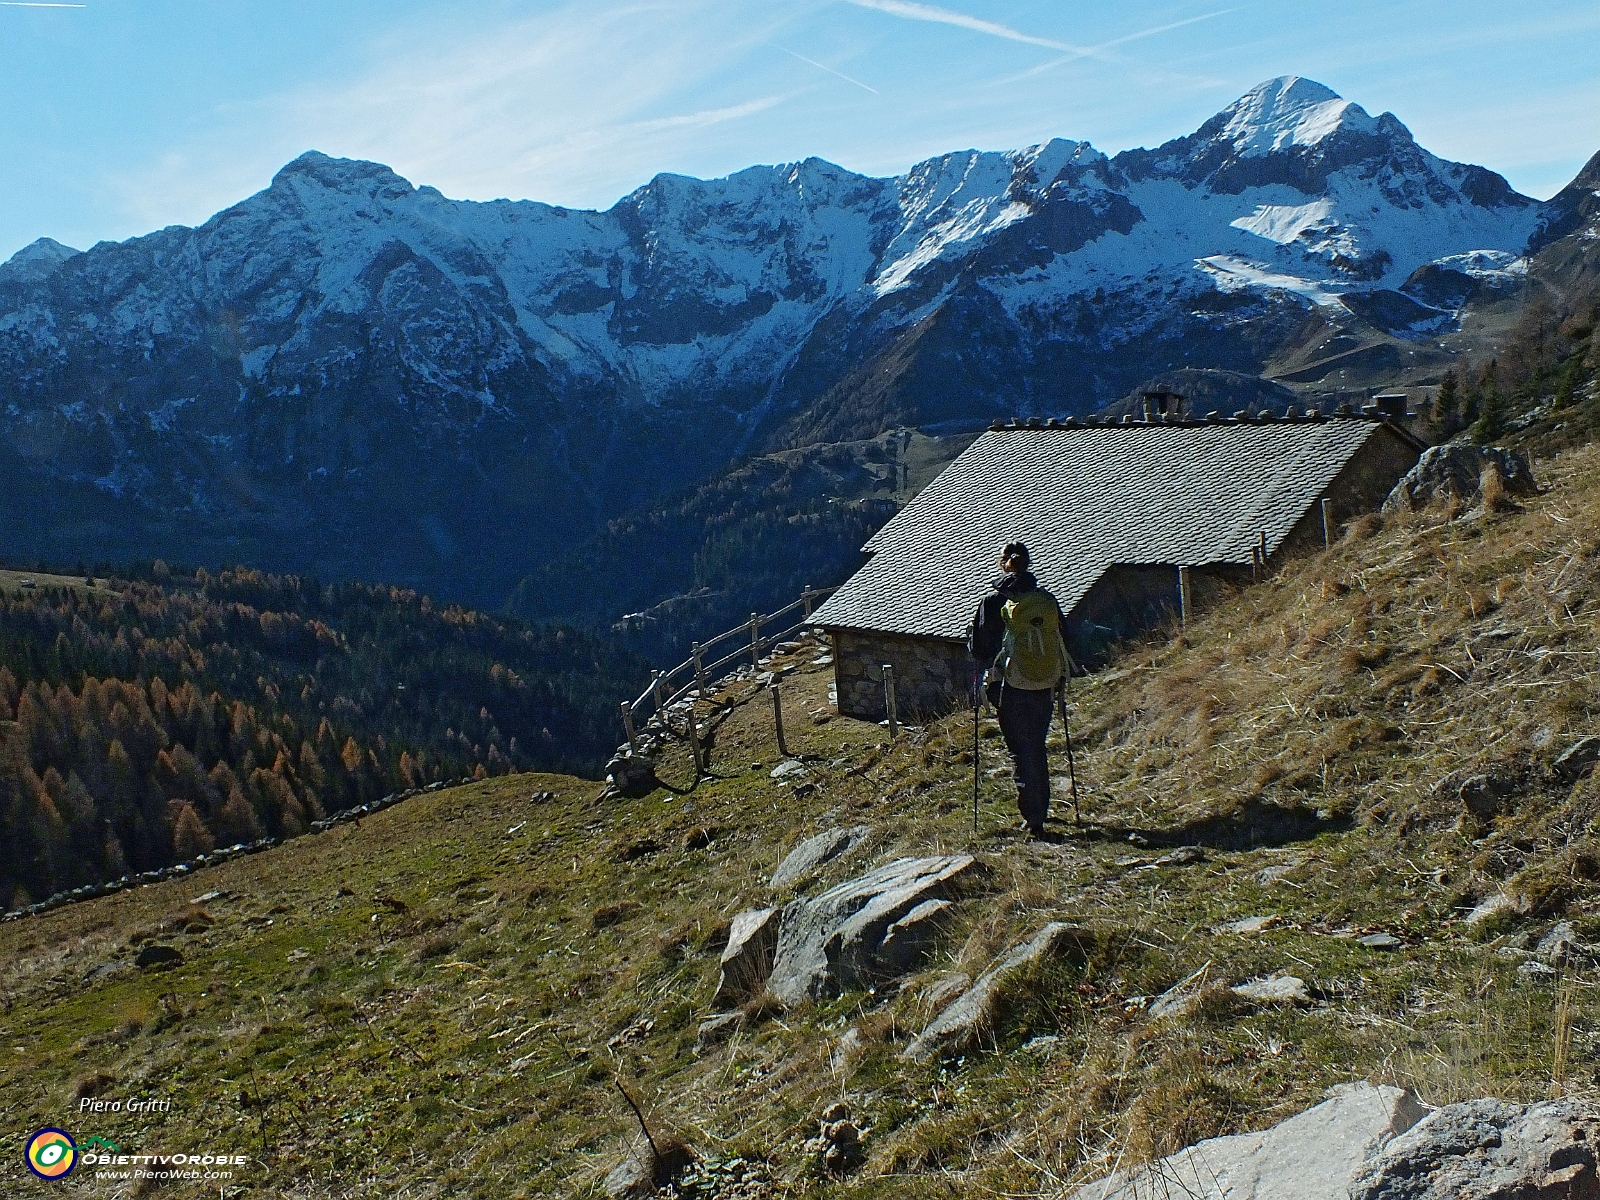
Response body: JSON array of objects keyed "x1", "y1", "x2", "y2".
[
  {"x1": 1218, "y1": 76, "x2": 1378, "y2": 158},
  {"x1": 0, "y1": 236, "x2": 82, "y2": 284},
  {"x1": 270, "y1": 150, "x2": 418, "y2": 203}
]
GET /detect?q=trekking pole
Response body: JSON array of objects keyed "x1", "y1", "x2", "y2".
[
  {"x1": 970, "y1": 664, "x2": 981, "y2": 836},
  {"x1": 1058, "y1": 683, "x2": 1080, "y2": 825}
]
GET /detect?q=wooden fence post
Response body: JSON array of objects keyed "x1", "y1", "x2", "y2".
[
  {"x1": 620, "y1": 702, "x2": 637, "y2": 754},
  {"x1": 1177, "y1": 565, "x2": 1192, "y2": 630},
  {"x1": 1251, "y1": 544, "x2": 1261, "y2": 583},
  {"x1": 882, "y1": 664, "x2": 899, "y2": 739},
  {"x1": 750, "y1": 613, "x2": 762, "y2": 668},
  {"x1": 689, "y1": 716, "x2": 704, "y2": 772},
  {"x1": 771, "y1": 680, "x2": 789, "y2": 758},
  {"x1": 650, "y1": 669, "x2": 665, "y2": 715},
  {"x1": 1257, "y1": 531, "x2": 1268, "y2": 573},
  {"x1": 801, "y1": 584, "x2": 814, "y2": 619},
  {"x1": 692, "y1": 642, "x2": 707, "y2": 698},
  {"x1": 1321, "y1": 498, "x2": 1334, "y2": 548}
]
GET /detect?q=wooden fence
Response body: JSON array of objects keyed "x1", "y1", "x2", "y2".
[{"x1": 619, "y1": 584, "x2": 838, "y2": 751}]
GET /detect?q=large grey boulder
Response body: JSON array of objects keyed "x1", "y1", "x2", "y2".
[
  {"x1": 709, "y1": 908, "x2": 780, "y2": 1008},
  {"x1": 1383, "y1": 444, "x2": 1537, "y2": 514},
  {"x1": 1073, "y1": 1087, "x2": 1600, "y2": 1199},
  {"x1": 902, "y1": 922, "x2": 1087, "y2": 1063},
  {"x1": 767, "y1": 855, "x2": 983, "y2": 1005},
  {"x1": 1070, "y1": 1083, "x2": 1428, "y2": 1199},
  {"x1": 1349, "y1": 1097, "x2": 1600, "y2": 1198},
  {"x1": 771, "y1": 826, "x2": 872, "y2": 889}
]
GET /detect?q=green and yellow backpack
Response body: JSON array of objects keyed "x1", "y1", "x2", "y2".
[{"x1": 1000, "y1": 589, "x2": 1066, "y2": 689}]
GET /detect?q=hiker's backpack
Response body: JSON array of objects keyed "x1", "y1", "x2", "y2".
[{"x1": 1000, "y1": 589, "x2": 1066, "y2": 688}]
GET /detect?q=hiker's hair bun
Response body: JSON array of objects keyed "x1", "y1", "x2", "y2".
[{"x1": 1002, "y1": 542, "x2": 1030, "y2": 569}]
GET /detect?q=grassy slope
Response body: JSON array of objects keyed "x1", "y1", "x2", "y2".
[{"x1": 6, "y1": 439, "x2": 1600, "y2": 1198}]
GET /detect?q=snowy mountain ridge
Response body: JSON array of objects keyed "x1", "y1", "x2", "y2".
[{"x1": 0, "y1": 76, "x2": 1586, "y2": 605}]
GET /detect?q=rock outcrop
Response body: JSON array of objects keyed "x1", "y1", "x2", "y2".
[
  {"x1": 770, "y1": 826, "x2": 872, "y2": 889},
  {"x1": 1555, "y1": 737, "x2": 1600, "y2": 783},
  {"x1": 1383, "y1": 444, "x2": 1538, "y2": 513},
  {"x1": 710, "y1": 908, "x2": 780, "y2": 1008},
  {"x1": 1071, "y1": 1083, "x2": 1428, "y2": 1198},
  {"x1": 1350, "y1": 1098, "x2": 1600, "y2": 1199},
  {"x1": 1073, "y1": 1085, "x2": 1600, "y2": 1200},
  {"x1": 766, "y1": 855, "x2": 984, "y2": 1005},
  {"x1": 902, "y1": 922, "x2": 1088, "y2": 1062}
]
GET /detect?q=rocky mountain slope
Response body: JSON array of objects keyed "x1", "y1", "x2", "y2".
[
  {"x1": 6, "y1": 424, "x2": 1600, "y2": 1197},
  {"x1": 0, "y1": 78, "x2": 1581, "y2": 609}
]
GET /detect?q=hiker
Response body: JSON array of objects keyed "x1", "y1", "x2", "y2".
[{"x1": 967, "y1": 542, "x2": 1071, "y2": 839}]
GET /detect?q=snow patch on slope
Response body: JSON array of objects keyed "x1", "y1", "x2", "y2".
[
  {"x1": 1198, "y1": 256, "x2": 1344, "y2": 307},
  {"x1": 1429, "y1": 250, "x2": 1528, "y2": 280},
  {"x1": 1230, "y1": 199, "x2": 1336, "y2": 244}
]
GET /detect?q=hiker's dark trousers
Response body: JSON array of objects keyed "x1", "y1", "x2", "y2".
[{"x1": 999, "y1": 683, "x2": 1054, "y2": 826}]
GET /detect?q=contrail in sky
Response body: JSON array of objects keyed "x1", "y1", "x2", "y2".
[
  {"x1": 1004, "y1": 9, "x2": 1240, "y2": 81},
  {"x1": 782, "y1": 48, "x2": 879, "y2": 95},
  {"x1": 0, "y1": 3, "x2": 87, "y2": 7},
  {"x1": 846, "y1": 0, "x2": 1089, "y2": 54}
]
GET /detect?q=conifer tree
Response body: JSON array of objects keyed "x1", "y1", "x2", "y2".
[
  {"x1": 172, "y1": 802, "x2": 215, "y2": 859},
  {"x1": 1431, "y1": 370, "x2": 1459, "y2": 430},
  {"x1": 1472, "y1": 361, "x2": 1504, "y2": 441}
]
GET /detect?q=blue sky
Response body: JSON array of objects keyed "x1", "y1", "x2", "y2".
[{"x1": 2, "y1": 0, "x2": 1597, "y2": 261}]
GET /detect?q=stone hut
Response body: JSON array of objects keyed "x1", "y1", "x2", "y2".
[{"x1": 812, "y1": 410, "x2": 1423, "y2": 722}]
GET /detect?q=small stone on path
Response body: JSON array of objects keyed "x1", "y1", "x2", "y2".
[
  {"x1": 1147, "y1": 846, "x2": 1205, "y2": 867},
  {"x1": 1231, "y1": 975, "x2": 1312, "y2": 1006},
  {"x1": 1219, "y1": 915, "x2": 1281, "y2": 935},
  {"x1": 1464, "y1": 892, "x2": 1528, "y2": 927}
]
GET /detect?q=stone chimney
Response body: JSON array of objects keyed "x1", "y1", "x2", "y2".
[
  {"x1": 1363, "y1": 393, "x2": 1410, "y2": 420},
  {"x1": 1142, "y1": 390, "x2": 1184, "y2": 421}
]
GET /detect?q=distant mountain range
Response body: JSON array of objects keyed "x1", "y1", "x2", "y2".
[{"x1": 1, "y1": 76, "x2": 1595, "y2": 615}]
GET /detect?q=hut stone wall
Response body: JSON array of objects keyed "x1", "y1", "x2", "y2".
[{"x1": 830, "y1": 629, "x2": 969, "y2": 722}]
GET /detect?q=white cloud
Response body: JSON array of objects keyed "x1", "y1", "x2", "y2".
[{"x1": 98, "y1": 0, "x2": 820, "y2": 227}]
